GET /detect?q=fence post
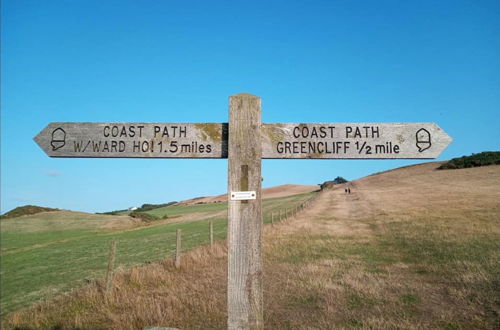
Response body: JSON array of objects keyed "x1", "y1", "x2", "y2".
[
  {"x1": 209, "y1": 221, "x2": 214, "y2": 246},
  {"x1": 271, "y1": 212, "x2": 274, "y2": 225},
  {"x1": 175, "y1": 229, "x2": 181, "y2": 269},
  {"x1": 105, "y1": 240, "x2": 117, "y2": 293}
]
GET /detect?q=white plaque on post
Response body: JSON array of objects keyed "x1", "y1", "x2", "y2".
[{"x1": 230, "y1": 191, "x2": 257, "y2": 201}]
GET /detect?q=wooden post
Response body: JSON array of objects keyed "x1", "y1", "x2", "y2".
[
  {"x1": 175, "y1": 229, "x2": 181, "y2": 269},
  {"x1": 209, "y1": 221, "x2": 214, "y2": 246},
  {"x1": 271, "y1": 212, "x2": 274, "y2": 225},
  {"x1": 228, "y1": 93, "x2": 263, "y2": 329},
  {"x1": 105, "y1": 240, "x2": 117, "y2": 293}
]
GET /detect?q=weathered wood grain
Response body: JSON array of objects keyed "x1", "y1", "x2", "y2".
[
  {"x1": 227, "y1": 93, "x2": 263, "y2": 329},
  {"x1": 34, "y1": 122, "x2": 227, "y2": 158},
  {"x1": 261, "y1": 122, "x2": 452, "y2": 159},
  {"x1": 175, "y1": 229, "x2": 181, "y2": 269},
  {"x1": 34, "y1": 122, "x2": 451, "y2": 159},
  {"x1": 209, "y1": 221, "x2": 214, "y2": 246},
  {"x1": 105, "y1": 240, "x2": 117, "y2": 293}
]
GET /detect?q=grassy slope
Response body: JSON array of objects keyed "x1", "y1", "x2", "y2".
[
  {"x1": 3, "y1": 162, "x2": 498, "y2": 329},
  {"x1": 0, "y1": 205, "x2": 59, "y2": 219},
  {"x1": 264, "y1": 163, "x2": 500, "y2": 329},
  {"x1": 145, "y1": 202, "x2": 228, "y2": 217},
  {"x1": 0, "y1": 193, "x2": 312, "y2": 316}
]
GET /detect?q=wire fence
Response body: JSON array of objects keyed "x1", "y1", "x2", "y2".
[
  {"x1": 1, "y1": 191, "x2": 323, "y2": 314},
  {"x1": 104, "y1": 191, "x2": 322, "y2": 286}
]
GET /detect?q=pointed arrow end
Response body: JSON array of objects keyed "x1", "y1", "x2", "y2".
[
  {"x1": 433, "y1": 123, "x2": 453, "y2": 156},
  {"x1": 33, "y1": 124, "x2": 56, "y2": 156}
]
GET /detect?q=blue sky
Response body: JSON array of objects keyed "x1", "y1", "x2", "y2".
[{"x1": 2, "y1": 0, "x2": 499, "y2": 213}]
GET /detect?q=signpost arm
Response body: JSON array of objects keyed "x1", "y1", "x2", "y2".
[{"x1": 227, "y1": 93, "x2": 263, "y2": 329}]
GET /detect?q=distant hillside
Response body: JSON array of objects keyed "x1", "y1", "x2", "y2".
[
  {"x1": 1, "y1": 205, "x2": 59, "y2": 219},
  {"x1": 4, "y1": 161, "x2": 499, "y2": 329},
  {"x1": 177, "y1": 184, "x2": 320, "y2": 205},
  {"x1": 101, "y1": 202, "x2": 177, "y2": 215},
  {"x1": 438, "y1": 151, "x2": 500, "y2": 170}
]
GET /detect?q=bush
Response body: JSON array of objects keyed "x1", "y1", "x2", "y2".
[
  {"x1": 438, "y1": 151, "x2": 500, "y2": 170},
  {"x1": 320, "y1": 176, "x2": 349, "y2": 190},
  {"x1": 99, "y1": 201, "x2": 177, "y2": 216},
  {"x1": 1, "y1": 205, "x2": 59, "y2": 219},
  {"x1": 333, "y1": 176, "x2": 348, "y2": 184},
  {"x1": 134, "y1": 202, "x2": 177, "y2": 212},
  {"x1": 98, "y1": 210, "x2": 127, "y2": 215},
  {"x1": 129, "y1": 211, "x2": 159, "y2": 223}
]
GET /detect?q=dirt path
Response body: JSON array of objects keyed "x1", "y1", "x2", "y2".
[{"x1": 272, "y1": 184, "x2": 374, "y2": 238}]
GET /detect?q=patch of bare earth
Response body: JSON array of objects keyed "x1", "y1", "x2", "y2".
[{"x1": 4, "y1": 163, "x2": 499, "y2": 329}]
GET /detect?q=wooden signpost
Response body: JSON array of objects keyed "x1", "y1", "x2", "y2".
[{"x1": 34, "y1": 93, "x2": 452, "y2": 330}]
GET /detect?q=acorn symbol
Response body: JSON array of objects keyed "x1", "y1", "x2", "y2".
[
  {"x1": 416, "y1": 128, "x2": 431, "y2": 152},
  {"x1": 51, "y1": 127, "x2": 66, "y2": 151}
]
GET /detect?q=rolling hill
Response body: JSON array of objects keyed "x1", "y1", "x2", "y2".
[
  {"x1": 176, "y1": 183, "x2": 320, "y2": 205},
  {"x1": 0, "y1": 205, "x2": 59, "y2": 219},
  {"x1": 0, "y1": 190, "x2": 313, "y2": 318},
  {"x1": 2, "y1": 162, "x2": 499, "y2": 329}
]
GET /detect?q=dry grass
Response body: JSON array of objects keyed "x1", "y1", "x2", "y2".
[
  {"x1": 5, "y1": 243, "x2": 229, "y2": 330},
  {"x1": 3, "y1": 162, "x2": 499, "y2": 329}
]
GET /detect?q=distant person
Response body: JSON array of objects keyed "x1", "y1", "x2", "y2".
[
  {"x1": 345, "y1": 188, "x2": 348, "y2": 194},
  {"x1": 348, "y1": 188, "x2": 351, "y2": 194}
]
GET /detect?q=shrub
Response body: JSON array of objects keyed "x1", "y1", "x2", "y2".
[
  {"x1": 333, "y1": 176, "x2": 348, "y2": 184},
  {"x1": 320, "y1": 176, "x2": 349, "y2": 190},
  {"x1": 438, "y1": 151, "x2": 500, "y2": 170},
  {"x1": 1, "y1": 205, "x2": 59, "y2": 219},
  {"x1": 129, "y1": 211, "x2": 159, "y2": 223},
  {"x1": 134, "y1": 202, "x2": 177, "y2": 212}
]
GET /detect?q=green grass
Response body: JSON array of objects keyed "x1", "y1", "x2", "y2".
[
  {"x1": 144, "y1": 192, "x2": 315, "y2": 220},
  {"x1": 0, "y1": 192, "x2": 314, "y2": 316},
  {"x1": 1, "y1": 229, "x2": 95, "y2": 254},
  {"x1": 145, "y1": 201, "x2": 228, "y2": 218}
]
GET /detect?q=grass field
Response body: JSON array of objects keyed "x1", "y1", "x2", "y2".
[
  {"x1": 0, "y1": 192, "x2": 313, "y2": 317},
  {"x1": 3, "y1": 162, "x2": 498, "y2": 329},
  {"x1": 264, "y1": 208, "x2": 499, "y2": 329},
  {"x1": 145, "y1": 202, "x2": 228, "y2": 217}
]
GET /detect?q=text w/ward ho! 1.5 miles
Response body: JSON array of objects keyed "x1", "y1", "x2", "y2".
[{"x1": 34, "y1": 122, "x2": 452, "y2": 159}]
